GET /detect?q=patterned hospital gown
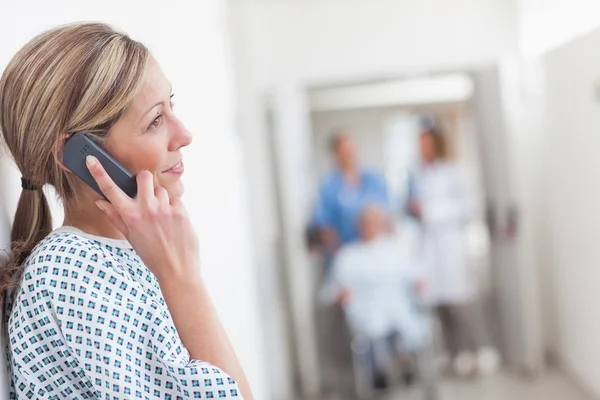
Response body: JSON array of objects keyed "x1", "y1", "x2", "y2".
[{"x1": 6, "y1": 226, "x2": 242, "y2": 399}]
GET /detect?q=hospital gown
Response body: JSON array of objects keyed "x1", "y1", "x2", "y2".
[{"x1": 6, "y1": 226, "x2": 242, "y2": 399}]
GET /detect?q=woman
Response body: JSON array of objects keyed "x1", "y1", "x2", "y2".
[
  {"x1": 407, "y1": 126, "x2": 498, "y2": 377},
  {"x1": 0, "y1": 23, "x2": 252, "y2": 399}
]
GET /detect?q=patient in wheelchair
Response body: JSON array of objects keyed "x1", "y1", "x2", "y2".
[{"x1": 321, "y1": 204, "x2": 428, "y2": 389}]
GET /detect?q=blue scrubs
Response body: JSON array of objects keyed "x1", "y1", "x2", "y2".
[{"x1": 312, "y1": 168, "x2": 390, "y2": 244}]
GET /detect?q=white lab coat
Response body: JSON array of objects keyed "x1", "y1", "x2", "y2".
[
  {"x1": 411, "y1": 161, "x2": 475, "y2": 305},
  {"x1": 321, "y1": 235, "x2": 428, "y2": 350}
]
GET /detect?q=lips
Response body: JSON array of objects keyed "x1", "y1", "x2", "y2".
[{"x1": 163, "y1": 160, "x2": 184, "y2": 174}]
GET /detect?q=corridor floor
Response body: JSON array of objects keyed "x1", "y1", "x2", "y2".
[{"x1": 381, "y1": 371, "x2": 591, "y2": 400}]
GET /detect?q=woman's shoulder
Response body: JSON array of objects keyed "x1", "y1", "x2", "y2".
[
  {"x1": 21, "y1": 229, "x2": 126, "y2": 287},
  {"x1": 9, "y1": 228, "x2": 161, "y2": 324},
  {"x1": 9, "y1": 230, "x2": 115, "y2": 313},
  {"x1": 20, "y1": 228, "x2": 157, "y2": 303},
  {"x1": 27, "y1": 229, "x2": 108, "y2": 267}
]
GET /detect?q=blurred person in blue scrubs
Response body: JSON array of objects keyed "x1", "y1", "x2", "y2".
[
  {"x1": 407, "y1": 124, "x2": 500, "y2": 378},
  {"x1": 311, "y1": 131, "x2": 391, "y2": 271},
  {"x1": 322, "y1": 204, "x2": 427, "y2": 388}
]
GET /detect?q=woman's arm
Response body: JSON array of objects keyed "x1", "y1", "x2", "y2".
[
  {"x1": 87, "y1": 156, "x2": 253, "y2": 399},
  {"x1": 159, "y1": 273, "x2": 253, "y2": 399}
]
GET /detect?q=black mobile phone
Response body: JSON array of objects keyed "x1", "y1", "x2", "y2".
[{"x1": 62, "y1": 133, "x2": 137, "y2": 199}]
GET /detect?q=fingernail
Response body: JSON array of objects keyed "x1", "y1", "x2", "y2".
[
  {"x1": 95, "y1": 201, "x2": 104, "y2": 212},
  {"x1": 86, "y1": 155, "x2": 97, "y2": 167}
]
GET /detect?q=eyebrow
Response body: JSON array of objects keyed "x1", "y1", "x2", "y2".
[{"x1": 141, "y1": 85, "x2": 173, "y2": 121}]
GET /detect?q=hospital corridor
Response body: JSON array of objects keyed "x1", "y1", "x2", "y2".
[
  {"x1": 383, "y1": 372, "x2": 590, "y2": 400},
  {"x1": 2, "y1": 0, "x2": 600, "y2": 400}
]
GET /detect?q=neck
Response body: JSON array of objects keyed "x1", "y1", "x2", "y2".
[
  {"x1": 63, "y1": 192, "x2": 125, "y2": 240},
  {"x1": 339, "y1": 163, "x2": 359, "y2": 181},
  {"x1": 339, "y1": 163, "x2": 356, "y2": 173}
]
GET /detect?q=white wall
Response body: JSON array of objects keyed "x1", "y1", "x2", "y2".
[
  {"x1": 518, "y1": 0, "x2": 600, "y2": 55},
  {"x1": 493, "y1": 58, "x2": 547, "y2": 372},
  {"x1": 509, "y1": 0, "x2": 600, "y2": 392},
  {"x1": 239, "y1": 0, "x2": 518, "y2": 85},
  {"x1": 0, "y1": 206, "x2": 9, "y2": 399},
  {"x1": 539, "y1": 26, "x2": 600, "y2": 396},
  {"x1": 0, "y1": 1, "x2": 268, "y2": 398}
]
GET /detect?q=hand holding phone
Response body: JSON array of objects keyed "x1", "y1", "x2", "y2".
[
  {"x1": 62, "y1": 133, "x2": 137, "y2": 199},
  {"x1": 85, "y1": 155, "x2": 200, "y2": 280}
]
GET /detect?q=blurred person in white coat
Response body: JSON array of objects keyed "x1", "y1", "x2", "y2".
[{"x1": 407, "y1": 125, "x2": 499, "y2": 378}]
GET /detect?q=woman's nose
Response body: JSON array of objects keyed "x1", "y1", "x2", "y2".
[{"x1": 169, "y1": 117, "x2": 193, "y2": 150}]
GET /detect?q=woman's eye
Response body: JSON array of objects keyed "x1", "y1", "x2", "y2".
[{"x1": 148, "y1": 115, "x2": 163, "y2": 130}]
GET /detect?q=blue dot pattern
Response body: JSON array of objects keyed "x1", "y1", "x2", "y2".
[{"x1": 6, "y1": 230, "x2": 242, "y2": 399}]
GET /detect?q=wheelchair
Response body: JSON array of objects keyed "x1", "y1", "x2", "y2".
[{"x1": 346, "y1": 307, "x2": 440, "y2": 400}]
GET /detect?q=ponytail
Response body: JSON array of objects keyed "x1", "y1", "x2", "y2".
[{"x1": 1, "y1": 186, "x2": 52, "y2": 298}]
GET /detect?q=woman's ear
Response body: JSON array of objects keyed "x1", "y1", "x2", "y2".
[{"x1": 52, "y1": 133, "x2": 71, "y2": 172}]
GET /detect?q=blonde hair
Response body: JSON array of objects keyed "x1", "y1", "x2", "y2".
[{"x1": 0, "y1": 22, "x2": 149, "y2": 294}]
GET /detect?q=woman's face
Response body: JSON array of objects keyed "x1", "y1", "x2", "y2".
[
  {"x1": 419, "y1": 131, "x2": 436, "y2": 164},
  {"x1": 105, "y1": 58, "x2": 192, "y2": 198}
]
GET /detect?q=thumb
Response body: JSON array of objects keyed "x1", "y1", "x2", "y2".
[{"x1": 95, "y1": 200, "x2": 128, "y2": 236}]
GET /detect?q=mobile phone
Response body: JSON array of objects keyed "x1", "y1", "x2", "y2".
[{"x1": 62, "y1": 133, "x2": 137, "y2": 199}]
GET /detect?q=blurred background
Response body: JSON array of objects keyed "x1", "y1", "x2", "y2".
[{"x1": 2, "y1": 0, "x2": 600, "y2": 399}]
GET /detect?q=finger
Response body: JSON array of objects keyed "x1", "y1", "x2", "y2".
[
  {"x1": 136, "y1": 171, "x2": 155, "y2": 203},
  {"x1": 96, "y1": 200, "x2": 128, "y2": 235},
  {"x1": 86, "y1": 156, "x2": 131, "y2": 207},
  {"x1": 154, "y1": 186, "x2": 169, "y2": 207},
  {"x1": 169, "y1": 196, "x2": 189, "y2": 217},
  {"x1": 169, "y1": 195, "x2": 184, "y2": 208}
]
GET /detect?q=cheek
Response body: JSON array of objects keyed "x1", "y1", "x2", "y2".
[
  {"x1": 420, "y1": 142, "x2": 430, "y2": 155},
  {"x1": 109, "y1": 140, "x2": 165, "y2": 175}
]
